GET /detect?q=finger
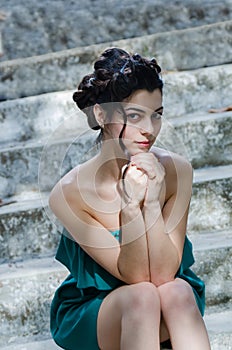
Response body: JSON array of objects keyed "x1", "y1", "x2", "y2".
[
  {"x1": 127, "y1": 165, "x2": 146, "y2": 178},
  {"x1": 130, "y1": 154, "x2": 163, "y2": 179},
  {"x1": 139, "y1": 173, "x2": 148, "y2": 185}
]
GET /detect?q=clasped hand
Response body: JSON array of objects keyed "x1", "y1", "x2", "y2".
[{"x1": 121, "y1": 153, "x2": 165, "y2": 206}]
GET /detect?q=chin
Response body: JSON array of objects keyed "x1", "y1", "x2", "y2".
[{"x1": 130, "y1": 149, "x2": 150, "y2": 156}]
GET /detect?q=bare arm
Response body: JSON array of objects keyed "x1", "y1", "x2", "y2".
[
  {"x1": 49, "y1": 166, "x2": 150, "y2": 284},
  {"x1": 117, "y1": 200, "x2": 150, "y2": 283},
  {"x1": 143, "y1": 155, "x2": 193, "y2": 286},
  {"x1": 130, "y1": 151, "x2": 193, "y2": 286},
  {"x1": 117, "y1": 163, "x2": 150, "y2": 282}
]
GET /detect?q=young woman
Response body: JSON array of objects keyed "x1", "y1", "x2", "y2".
[{"x1": 49, "y1": 48, "x2": 211, "y2": 350}]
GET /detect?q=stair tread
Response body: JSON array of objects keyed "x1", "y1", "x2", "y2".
[
  {"x1": 0, "y1": 255, "x2": 67, "y2": 280},
  {"x1": 193, "y1": 164, "x2": 232, "y2": 183},
  {"x1": 0, "y1": 230, "x2": 231, "y2": 348},
  {"x1": 1, "y1": 22, "x2": 232, "y2": 100},
  {"x1": 0, "y1": 163, "x2": 231, "y2": 212},
  {"x1": 1, "y1": 20, "x2": 232, "y2": 69},
  {"x1": 0, "y1": 105, "x2": 231, "y2": 148},
  {"x1": 0, "y1": 191, "x2": 49, "y2": 214},
  {"x1": 1, "y1": 309, "x2": 232, "y2": 350},
  {"x1": 0, "y1": 229, "x2": 231, "y2": 280},
  {"x1": 171, "y1": 110, "x2": 232, "y2": 124},
  {"x1": 0, "y1": 6, "x2": 231, "y2": 349},
  {"x1": 1, "y1": 338, "x2": 60, "y2": 350},
  {"x1": 1, "y1": 0, "x2": 232, "y2": 63},
  {"x1": 189, "y1": 229, "x2": 232, "y2": 251},
  {"x1": 205, "y1": 309, "x2": 232, "y2": 333}
]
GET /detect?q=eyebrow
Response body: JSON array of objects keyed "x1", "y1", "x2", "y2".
[{"x1": 124, "y1": 106, "x2": 163, "y2": 113}]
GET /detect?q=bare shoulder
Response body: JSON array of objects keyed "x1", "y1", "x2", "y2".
[
  {"x1": 151, "y1": 146, "x2": 193, "y2": 176},
  {"x1": 49, "y1": 165, "x2": 82, "y2": 212},
  {"x1": 151, "y1": 146, "x2": 193, "y2": 199},
  {"x1": 49, "y1": 156, "x2": 97, "y2": 215}
]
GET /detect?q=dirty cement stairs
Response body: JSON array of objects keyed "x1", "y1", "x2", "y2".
[{"x1": 0, "y1": 16, "x2": 232, "y2": 350}]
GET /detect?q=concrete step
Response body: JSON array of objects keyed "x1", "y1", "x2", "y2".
[
  {"x1": 0, "y1": 191, "x2": 59, "y2": 263},
  {"x1": 1, "y1": 91, "x2": 231, "y2": 153},
  {"x1": 158, "y1": 111, "x2": 232, "y2": 168},
  {"x1": 190, "y1": 231, "x2": 232, "y2": 306},
  {"x1": 0, "y1": 165, "x2": 231, "y2": 262},
  {"x1": 0, "y1": 132, "x2": 94, "y2": 198},
  {"x1": 163, "y1": 63, "x2": 232, "y2": 119},
  {"x1": 204, "y1": 306, "x2": 232, "y2": 350},
  {"x1": 0, "y1": 90, "x2": 88, "y2": 145},
  {"x1": 0, "y1": 257, "x2": 68, "y2": 348},
  {"x1": 0, "y1": 62, "x2": 231, "y2": 147},
  {"x1": 1, "y1": 0, "x2": 232, "y2": 61},
  {"x1": 0, "y1": 231, "x2": 231, "y2": 348},
  {"x1": 189, "y1": 164, "x2": 232, "y2": 233},
  {"x1": 1, "y1": 311, "x2": 232, "y2": 350},
  {"x1": 1, "y1": 338, "x2": 60, "y2": 350},
  {"x1": 1, "y1": 111, "x2": 231, "y2": 198},
  {"x1": 0, "y1": 20, "x2": 232, "y2": 100}
]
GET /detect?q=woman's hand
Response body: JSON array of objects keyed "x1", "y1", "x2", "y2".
[
  {"x1": 120, "y1": 162, "x2": 148, "y2": 206},
  {"x1": 130, "y1": 153, "x2": 165, "y2": 205}
]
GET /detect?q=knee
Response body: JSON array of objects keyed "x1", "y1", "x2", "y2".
[
  {"x1": 124, "y1": 282, "x2": 160, "y2": 315},
  {"x1": 159, "y1": 279, "x2": 197, "y2": 314}
]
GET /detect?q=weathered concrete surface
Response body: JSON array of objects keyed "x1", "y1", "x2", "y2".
[
  {"x1": 197, "y1": 244, "x2": 232, "y2": 306},
  {"x1": 2, "y1": 329, "x2": 232, "y2": 350},
  {"x1": 0, "y1": 132, "x2": 95, "y2": 197},
  {"x1": 1, "y1": 0, "x2": 232, "y2": 61},
  {"x1": 4, "y1": 311, "x2": 232, "y2": 350},
  {"x1": 1, "y1": 108, "x2": 232, "y2": 198},
  {"x1": 0, "y1": 232, "x2": 231, "y2": 347},
  {"x1": 0, "y1": 166, "x2": 231, "y2": 262},
  {"x1": 0, "y1": 53, "x2": 92, "y2": 101},
  {"x1": 0, "y1": 112, "x2": 231, "y2": 197},
  {"x1": 0, "y1": 192, "x2": 60, "y2": 262},
  {"x1": 204, "y1": 308, "x2": 232, "y2": 350},
  {"x1": 191, "y1": 231, "x2": 232, "y2": 306},
  {"x1": 0, "y1": 2, "x2": 231, "y2": 349},
  {"x1": 0, "y1": 91, "x2": 86, "y2": 145},
  {"x1": 208, "y1": 331, "x2": 232, "y2": 350},
  {"x1": 163, "y1": 64, "x2": 232, "y2": 118},
  {"x1": 158, "y1": 112, "x2": 232, "y2": 168},
  {"x1": 0, "y1": 89, "x2": 232, "y2": 170},
  {"x1": 0, "y1": 257, "x2": 68, "y2": 348},
  {"x1": 1, "y1": 339, "x2": 60, "y2": 350},
  {"x1": 1, "y1": 22, "x2": 232, "y2": 100},
  {"x1": 189, "y1": 165, "x2": 232, "y2": 233}
]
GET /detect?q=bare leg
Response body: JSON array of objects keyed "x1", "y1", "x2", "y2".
[
  {"x1": 97, "y1": 282, "x2": 161, "y2": 350},
  {"x1": 158, "y1": 278, "x2": 211, "y2": 350}
]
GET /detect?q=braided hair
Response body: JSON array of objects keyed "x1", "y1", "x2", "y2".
[{"x1": 73, "y1": 47, "x2": 163, "y2": 132}]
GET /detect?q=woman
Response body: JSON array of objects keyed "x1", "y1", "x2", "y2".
[{"x1": 49, "y1": 48, "x2": 211, "y2": 349}]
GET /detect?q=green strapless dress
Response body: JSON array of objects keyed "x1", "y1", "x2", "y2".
[{"x1": 50, "y1": 228, "x2": 205, "y2": 350}]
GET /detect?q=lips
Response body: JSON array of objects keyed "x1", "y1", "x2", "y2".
[{"x1": 136, "y1": 141, "x2": 151, "y2": 147}]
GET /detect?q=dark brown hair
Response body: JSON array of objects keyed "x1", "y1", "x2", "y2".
[{"x1": 73, "y1": 47, "x2": 163, "y2": 131}]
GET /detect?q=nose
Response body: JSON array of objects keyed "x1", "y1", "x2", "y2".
[{"x1": 140, "y1": 118, "x2": 161, "y2": 137}]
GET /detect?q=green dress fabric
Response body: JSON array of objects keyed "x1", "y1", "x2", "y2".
[{"x1": 50, "y1": 228, "x2": 205, "y2": 350}]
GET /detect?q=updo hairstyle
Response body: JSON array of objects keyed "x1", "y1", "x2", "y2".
[{"x1": 73, "y1": 47, "x2": 163, "y2": 131}]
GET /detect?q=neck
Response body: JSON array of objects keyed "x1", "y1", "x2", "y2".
[{"x1": 95, "y1": 139, "x2": 129, "y2": 183}]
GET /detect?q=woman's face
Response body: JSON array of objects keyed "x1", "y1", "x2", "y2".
[{"x1": 104, "y1": 89, "x2": 163, "y2": 155}]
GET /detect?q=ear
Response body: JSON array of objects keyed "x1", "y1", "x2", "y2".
[{"x1": 93, "y1": 104, "x2": 106, "y2": 128}]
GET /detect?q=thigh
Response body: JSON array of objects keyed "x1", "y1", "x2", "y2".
[
  {"x1": 97, "y1": 286, "x2": 124, "y2": 350},
  {"x1": 160, "y1": 316, "x2": 170, "y2": 343}
]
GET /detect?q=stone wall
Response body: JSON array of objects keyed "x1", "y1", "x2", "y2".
[{"x1": 0, "y1": 0, "x2": 232, "y2": 61}]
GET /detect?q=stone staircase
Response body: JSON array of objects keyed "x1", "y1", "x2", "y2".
[{"x1": 0, "y1": 10, "x2": 232, "y2": 350}]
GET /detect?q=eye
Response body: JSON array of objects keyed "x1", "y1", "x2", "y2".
[
  {"x1": 127, "y1": 113, "x2": 142, "y2": 121},
  {"x1": 151, "y1": 112, "x2": 162, "y2": 120}
]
